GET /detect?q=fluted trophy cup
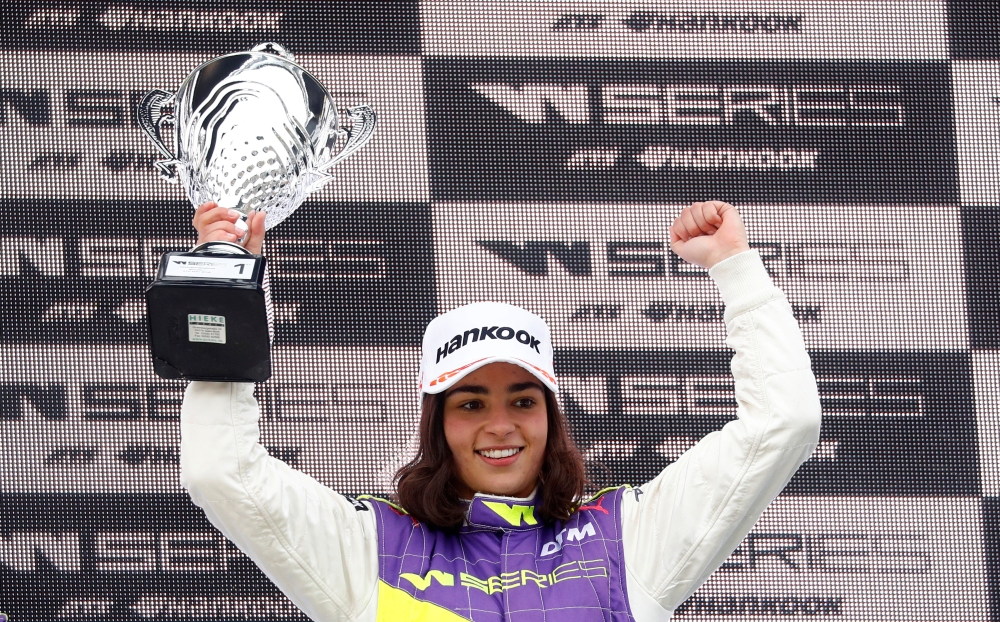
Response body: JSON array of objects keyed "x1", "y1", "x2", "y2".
[{"x1": 139, "y1": 43, "x2": 376, "y2": 381}]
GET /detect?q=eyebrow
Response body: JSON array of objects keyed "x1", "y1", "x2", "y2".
[
  {"x1": 445, "y1": 381, "x2": 545, "y2": 398},
  {"x1": 509, "y1": 381, "x2": 545, "y2": 394},
  {"x1": 446, "y1": 384, "x2": 489, "y2": 397}
]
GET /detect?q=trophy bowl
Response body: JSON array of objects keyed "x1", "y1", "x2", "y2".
[{"x1": 137, "y1": 42, "x2": 376, "y2": 230}]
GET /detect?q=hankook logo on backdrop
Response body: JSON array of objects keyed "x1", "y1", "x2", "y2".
[
  {"x1": 7, "y1": 1, "x2": 419, "y2": 54},
  {"x1": 621, "y1": 12, "x2": 804, "y2": 34},
  {"x1": 675, "y1": 597, "x2": 842, "y2": 617},
  {"x1": 97, "y1": 8, "x2": 283, "y2": 32},
  {"x1": 111, "y1": 444, "x2": 300, "y2": 467},
  {"x1": 23, "y1": 7, "x2": 283, "y2": 33},
  {"x1": 549, "y1": 11, "x2": 809, "y2": 35},
  {"x1": 420, "y1": 2, "x2": 946, "y2": 59}
]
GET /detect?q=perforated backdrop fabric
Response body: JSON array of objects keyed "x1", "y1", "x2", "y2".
[{"x1": 0, "y1": 1, "x2": 997, "y2": 620}]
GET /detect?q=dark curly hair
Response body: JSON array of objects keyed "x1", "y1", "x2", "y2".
[{"x1": 394, "y1": 387, "x2": 588, "y2": 530}]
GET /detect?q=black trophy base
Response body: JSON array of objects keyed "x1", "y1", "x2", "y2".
[{"x1": 145, "y1": 250, "x2": 271, "y2": 382}]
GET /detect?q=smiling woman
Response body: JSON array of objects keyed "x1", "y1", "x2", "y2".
[
  {"x1": 180, "y1": 200, "x2": 821, "y2": 621},
  {"x1": 396, "y1": 359, "x2": 587, "y2": 530}
]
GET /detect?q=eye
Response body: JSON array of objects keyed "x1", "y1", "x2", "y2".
[
  {"x1": 458, "y1": 399, "x2": 484, "y2": 412},
  {"x1": 512, "y1": 396, "x2": 537, "y2": 409}
]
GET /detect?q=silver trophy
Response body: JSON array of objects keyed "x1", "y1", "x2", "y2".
[
  {"x1": 137, "y1": 41, "x2": 376, "y2": 230},
  {"x1": 139, "y1": 43, "x2": 375, "y2": 382}
]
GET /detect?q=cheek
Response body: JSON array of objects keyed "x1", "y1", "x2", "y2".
[
  {"x1": 443, "y1": 413, "x2": 473, "y2": 458},
  {"x1": 530, "y1": 416, "x2": 549, "y2": 460}
]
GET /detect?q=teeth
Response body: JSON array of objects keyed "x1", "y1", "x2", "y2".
[{"x1": 479, "y1": 448, "x2": 521, "y2": 459}]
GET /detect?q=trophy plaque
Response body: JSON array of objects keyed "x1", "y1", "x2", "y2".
[{"x1": 139, "y1": 43, "x2": 376, "y2": 381}]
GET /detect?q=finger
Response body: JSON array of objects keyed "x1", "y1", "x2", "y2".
[
  {"x1": 208, "y1": 208, "x2": 243, "y2": 225},
  {"x1": 680, "y1": 208, "x2": 700, "y2": 239},
  {"x1": 669, "y1": 222, "x2": 682, "y2": 244},
  {"x1": 203, "y1": 219, "x2": 240, "y2": 234},
  {"x1": 251, "y1": 211, "x2": 266, "y2": 236},
  {"x1": 714, "y1": 201, "x2": 735, "y2": 220},
  {"x1": 193, "y1": 205, "x2": 241, "y2": 229},
  {"x1": 198, "y1": 229, "x2": 241, "y2": 244},
  {"x1": 200, "y1": 221, "x2": 241, "y2": 241},
  {"x1": 192, "y1": 201, "x2": 219, "y2": 227},
  {"x1": 244, "y1": 211, "x2": 267, "y2": 254},
  {"x1": 671, "y1": 216, "x2": 689, "y2": 242},
  {"x1": 703, "y1": 202, "x2": 724, "y2": 226},
  {"x1": 690, "y1": 203, "x2": 715, "y2": 235},
  {"x1": 193, "y1": 201, "x2": 217, "y2": 218}
]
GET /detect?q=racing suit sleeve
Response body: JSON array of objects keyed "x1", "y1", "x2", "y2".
[
  {"x1": 620, "y1": 249, "x2": 822, "y2": 617},
  {"x1": 180, "y1": 381, "x2": 379, "y2": 621}
]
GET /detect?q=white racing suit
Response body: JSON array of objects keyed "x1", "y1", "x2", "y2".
[{"x1": 179, "y1": 250, "x2": 822, "y2": 620}]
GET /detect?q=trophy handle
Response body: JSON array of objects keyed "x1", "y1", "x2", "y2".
[
  {"x1": 136, "y1": 89, "x2": 180, "y2": 182},
  {"x1": 326, "y1": 105, "x2": 377, "y2": 168},
  {"x1": 251, "y1": 41, "x2": 295, "y2": 62}
]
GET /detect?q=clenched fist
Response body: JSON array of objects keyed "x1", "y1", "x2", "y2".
[
  {"x1": 669, "y1": 201, "x2": 750, "y2": 270},
  {"x1": 192, "y1": 202, "x2": 266, "y2": 255}
]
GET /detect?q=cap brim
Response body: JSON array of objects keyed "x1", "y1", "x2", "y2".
[{"x1": 421, "y1": 356, "x2": 559, "y2": 396}]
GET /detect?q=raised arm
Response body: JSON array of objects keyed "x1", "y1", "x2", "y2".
[
  {"x1": 620, "y1": 203, "x2": 822, "y2": 617},
  {"x1": 180, "y1": 204, "x2": 378, "y2": 620},
  {"x1": 180, "y1": 382, "x2": 379, "y2": 620}
]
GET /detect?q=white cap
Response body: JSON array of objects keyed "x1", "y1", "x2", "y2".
[{"x1": 418, "y1": 302, "x2": 558, "y2": 396}]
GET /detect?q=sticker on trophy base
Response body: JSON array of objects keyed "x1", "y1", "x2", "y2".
[
  {"x1": 188, "y1": 314, "x2": 226, "y2": 344},
  {"x1": 164, "y1": 256, "x2": 255, "y2": 280}
]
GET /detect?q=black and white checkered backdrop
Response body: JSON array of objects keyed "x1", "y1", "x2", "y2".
[{"x1": 1, "y1": 1, "x2": 998, "y2": 619}]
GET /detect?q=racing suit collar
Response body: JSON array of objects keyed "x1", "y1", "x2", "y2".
[{"x1": 465, "y1": 488, "x2": 542, "y2": 531}]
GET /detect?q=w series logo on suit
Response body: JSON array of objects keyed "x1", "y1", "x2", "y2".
[
  {"x1": 482, "y1": 502, "x2": 538, "y2": 526},
  {"x1": 399, "y1": 560, "x2": 609, "y2": 597}
]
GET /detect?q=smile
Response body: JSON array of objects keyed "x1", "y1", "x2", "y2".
[{"x1": 476, "y1": 447, "x2": 522, "y2": 459}]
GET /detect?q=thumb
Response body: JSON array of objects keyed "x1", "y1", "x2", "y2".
[{"x1": 245, "y1": 211, "x2": 266, "y2": 255}]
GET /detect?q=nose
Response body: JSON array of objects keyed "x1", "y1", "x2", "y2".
[{"x1": 482, "y1": 404, "x2": 517, "y2": 438}]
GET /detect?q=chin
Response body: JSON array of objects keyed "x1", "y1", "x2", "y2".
[{"x1": 477, "y1": 480, "x2": 533, "y2": 498}]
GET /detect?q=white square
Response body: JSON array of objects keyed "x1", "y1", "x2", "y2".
[{"x1": 953, "y1": 61, "x2": 1000, "y2": 206}]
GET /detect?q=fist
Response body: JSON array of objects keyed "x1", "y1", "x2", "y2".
[
  {"x1": 192, "y1": 202, "x2": 266, "y2": 255},
  {"x1": 669, "y1": 201, "x2": 750, "y2": 269}
]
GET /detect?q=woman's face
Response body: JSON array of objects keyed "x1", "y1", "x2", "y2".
[{"x1": 442, "y1": 362, "x2": 548, "y2": 499}]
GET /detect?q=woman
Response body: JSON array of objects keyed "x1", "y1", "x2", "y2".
[{"x1": 181, "y1": 201, "x2": 821, "y2": 621}]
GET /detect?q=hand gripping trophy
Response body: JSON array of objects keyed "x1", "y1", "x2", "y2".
[{"x1": 138, "y1": 43, "x2": 376, "y2": 381}]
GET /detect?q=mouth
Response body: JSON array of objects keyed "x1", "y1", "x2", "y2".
[{"x1": 475, "y1": 446, "x2": 523, "y2": 466}]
